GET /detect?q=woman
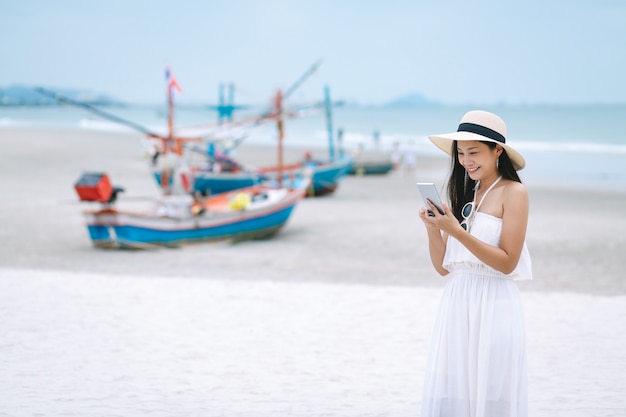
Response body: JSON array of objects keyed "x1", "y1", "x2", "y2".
[{"x1": 418, "y1": 110, "x2": 532, "y2": 417}]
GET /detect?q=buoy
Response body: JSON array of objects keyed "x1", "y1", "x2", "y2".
[{"x1": 228, "y1": 192, "x2": 251, "y2": 210}]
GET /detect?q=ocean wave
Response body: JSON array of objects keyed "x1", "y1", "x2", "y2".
[
  {"x1": 3, "y1": 116, "x2": 625, "y2": 156},
  {"x1": 515, "y1": 141, "x2": 626, "y2": 154},
  {"x1": 360, "y1": 133, "x2": 626, "y2": 155},
  {"x1": 77, "y1": 118, "x2": 167, "y2": 136},
  {"x1": 78, "y1": 119, "x2": 135, "y2": 132}
]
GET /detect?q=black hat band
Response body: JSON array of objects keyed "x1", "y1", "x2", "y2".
[{"x1": 457, "y1": 122, "x2": 506, "y2": 144}]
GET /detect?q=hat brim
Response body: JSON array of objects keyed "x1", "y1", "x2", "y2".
[{"x1": 429, "y1": 131, "x2": 526, "y2": 171}]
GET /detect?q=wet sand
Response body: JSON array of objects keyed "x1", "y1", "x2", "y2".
[{"x1": 1, "y1": 127, "x2": 626, "y2": 415}]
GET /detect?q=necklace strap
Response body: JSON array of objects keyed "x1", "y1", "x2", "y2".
[{"x1": 474, "y1": 176, "x2": 502, "y2": 211}]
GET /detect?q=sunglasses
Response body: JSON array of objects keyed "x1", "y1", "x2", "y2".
[{"x1": 460, "y1": 201, "x2": 475, "y2": 231}]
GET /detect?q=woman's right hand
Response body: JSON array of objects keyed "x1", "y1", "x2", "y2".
[
  {"x1": 419, "y1": 203, "x2": 449, "y2": 276},
  {"x1": 421, "y1": 199, "x2": 467, "y2": 234},
  {"x1": 419, "y1": 206, "x2": 441, "y2": 230}
]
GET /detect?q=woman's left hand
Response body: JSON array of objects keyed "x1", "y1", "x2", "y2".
[{"x1": 423, "y1": 200, "x2": 463, "y2": 235}]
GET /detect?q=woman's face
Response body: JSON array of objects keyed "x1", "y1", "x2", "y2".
[{"x1": 456, "y1": 141, "x2": 501, "y2": 181}]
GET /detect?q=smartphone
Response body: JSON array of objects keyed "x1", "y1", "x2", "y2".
[{"x1": 416, "y1": 182, "x2": 445, "y2": 216}]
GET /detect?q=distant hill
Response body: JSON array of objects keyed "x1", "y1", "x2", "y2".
[
  {"x1": 0, "y1": 84, "x2": 123, "y2": 106},
  {"x1": 384, "y1": 92, "x2": 441, "y2": 108}
]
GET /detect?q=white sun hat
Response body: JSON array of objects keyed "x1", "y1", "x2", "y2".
[{"x1": 428, "y1": 110, "x2": 526, "y2": 171}]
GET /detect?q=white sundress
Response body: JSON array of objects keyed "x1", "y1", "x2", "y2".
[{"x1": 421, "y1": 188, "x2": 532, "y2": 417}]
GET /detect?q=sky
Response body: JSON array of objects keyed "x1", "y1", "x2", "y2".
[{"x1": 1, "y1": 0, "x2": 625, "y2": 106}]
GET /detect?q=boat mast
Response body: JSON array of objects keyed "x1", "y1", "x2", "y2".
[
  {"x1": 168, "y1": 80, "x2": 181, "y2": 156},
  {"x1": 275, "y1": 89, "x2": 284, "y2": 188},
  {"x1": 324, "y1": 85, "x2": 335, "y2": 161},
  {"x1": 160, "y1": 74, "x2": 175, "y2": 193},
  {"x1": 162, "y1": 65, "x2": 187, "y2": 194}
]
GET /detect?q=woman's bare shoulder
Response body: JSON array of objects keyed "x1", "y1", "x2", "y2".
[{"x1": 503, "y1": 180, "x2": 528, "y2": 202}]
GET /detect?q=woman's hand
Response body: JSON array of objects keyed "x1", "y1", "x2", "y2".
[
  {"x1": 420, "y1": 200, "x2": 464, "y2": 235},
  {"x1": 418, "y1": 204, "x2": 441, "y2": 230},
  {"x1": 419, "y1": 199, "x2": 452, "y2": 275}
]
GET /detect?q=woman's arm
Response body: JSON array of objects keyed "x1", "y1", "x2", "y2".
[
  {"x1": 419, "y1": 209, "x2": 449, "y2": 276},
  {"x1": 426, "y1": 182, "x2": 529, "y2": 275},
  {"x1": 428, "y1": 229, "x2": 449, "y2": 275}
]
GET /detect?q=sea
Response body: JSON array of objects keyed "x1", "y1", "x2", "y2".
[{"x1": 2, "y1": 103, "x2": 626, "y2": 191}]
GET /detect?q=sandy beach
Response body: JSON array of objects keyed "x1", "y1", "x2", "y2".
[{"x1": 1, "y1": 127, "x2": 626, "y2": 415}]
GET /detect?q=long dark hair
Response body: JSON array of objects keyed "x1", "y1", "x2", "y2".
[{"x1": 448, "y1": 141, "x2": 522, "y2": 222}]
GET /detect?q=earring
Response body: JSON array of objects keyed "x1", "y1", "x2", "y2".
[{"x1": 496, "y1": 157, "x2": 500, "y2": 170}]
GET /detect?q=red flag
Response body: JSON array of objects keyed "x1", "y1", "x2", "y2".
[{"x1": 165, "y1": 66, "x2": 182, "y2": 93}]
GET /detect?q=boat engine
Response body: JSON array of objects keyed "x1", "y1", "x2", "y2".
[{"x1": 74, "y1": 172, "x2": 124, "y2": 204}]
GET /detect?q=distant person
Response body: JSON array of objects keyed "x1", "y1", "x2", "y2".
[
  {"x1": 352, "y1": 142, "x2": 364, "y2": 160},
  {"x1": 372, "y1": 129, "x2": 380, "y2": 150},
  {"x1": 402, "y1": 140, "x2": 417, "y2": 178},
  {"x1": 418, "y1": 110, "x2": 532, "y2": 417},
  {"x1": 337, "y1": 128, "x2": 345, "y2": 158},
  {"x1": 390, "y1": 141, "x2": 402, "y2": 170}
]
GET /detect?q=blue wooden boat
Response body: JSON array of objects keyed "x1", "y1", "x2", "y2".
[
  {"x1": 349, "y1": 158, "x2": 393, "y2": 175},
  {"x1": 80, "y1": 181, "x2": 307, "y2": 249},
  {"x1": 189, "y1": 85, "x2": 352, "y2": 196},
  {"x1": 192, "y1": 170, "x2": 262, "y2": 195},
  {"x1": 63, "y1": 68, "x2": 313, "y2": 249},
  {"x1": 189, "y1": 154, "x2": 353, "y2": 196},
  {"x1": 301, "y1": 155, "x2": 353, "y2": 195}
]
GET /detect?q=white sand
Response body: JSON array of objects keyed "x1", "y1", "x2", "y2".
[
  {"x1": 1, "y1": 127, "x2": 626, "y2": 415},
  {"x1": 1, "y1": 268, "x2": 625, "y2": 416}
]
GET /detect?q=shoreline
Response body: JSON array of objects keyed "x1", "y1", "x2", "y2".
[
  {"x1": 1, "y1": 127, "x2": 625, "y2": 295},
  {"x1": 3, "y1": 124, "x2": 625, "y2": 192}
]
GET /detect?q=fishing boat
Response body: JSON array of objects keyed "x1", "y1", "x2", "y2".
[
  {"x1": 258, "y1": 155, "x2": 352, "y2": 195},
  {"x1": 76, "y1": 173, "x2": 307, "y2": 249},
  {"x1": 349, "y1": 156, "x2": 393, "y2": 175},
  {"x1": 190, "y1": 85, "x2": 353, "y2": 196},
  {"x1": 39, "y1": 65, "x2": 309, "y2": 248},
  {"x1": 192, "y1": 154, "x2": 352, "y2": 196}
]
